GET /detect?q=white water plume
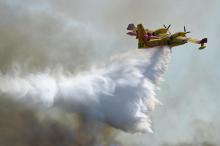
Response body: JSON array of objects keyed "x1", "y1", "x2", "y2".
[{"x1": 0, "y1": 48, "x2": 171, "y2": 133}]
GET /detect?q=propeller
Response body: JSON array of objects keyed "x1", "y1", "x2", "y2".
[
  {"x1": 163, "y1": 24, "x2": 171, "y2": 30},
  {"x1": 184, "y1": 26, "x2": 190, "y2": 33}
]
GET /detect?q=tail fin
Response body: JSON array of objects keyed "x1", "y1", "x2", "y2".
[{"x1": 137, "y1": 24, "x2": 146, "y2": 48}]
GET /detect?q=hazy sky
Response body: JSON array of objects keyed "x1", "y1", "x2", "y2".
[{"x1": 0, "y1": 0, "x2": 219, "y2": 146}]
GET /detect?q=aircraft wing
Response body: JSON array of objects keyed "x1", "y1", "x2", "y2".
[
  {"x1": 188, "y1": 38, "x2": 207, "y2": 50},
  {"x1": 152, "y1": 25, "x2": 171, "y2": 38},
  {"x1": 188, "y1": 38, "x2": 199, "y2": 43},
  {"x1": 157, "y1": 33, "x2": 169, "y2": 38}
]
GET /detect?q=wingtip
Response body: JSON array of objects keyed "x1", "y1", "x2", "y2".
[{"x1": 199, "y1": 46, "x2": 206, "y2": 50}]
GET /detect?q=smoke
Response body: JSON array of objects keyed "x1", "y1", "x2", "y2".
[
  {"x1": 0, "y1": 96, "x2": 123, "y2": 146},
  {"x1": 0, "y1": 48, "x2": 171, "y2": 134},
  {"x1": 0, "y1": 0, "x2": 99, "y2": 72},
  {"x1": 0, "y1": 0, "x2": 219, "y2": 145}
]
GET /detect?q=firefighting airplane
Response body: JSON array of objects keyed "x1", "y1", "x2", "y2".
[{"x1": 127, "y1": 23, "x2": 207, "y2": 50}]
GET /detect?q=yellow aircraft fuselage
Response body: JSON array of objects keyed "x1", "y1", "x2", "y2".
[
  {"x1": 135, "y1": 24, "x2": 207, "y2": 50},
  {"x1": 138, "y1": 36, "x2": 187, "y2": 49}
]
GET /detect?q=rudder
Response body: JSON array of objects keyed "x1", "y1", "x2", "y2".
[{"x1": 137, "y1": 24, "x2": 146, "y2": 48}]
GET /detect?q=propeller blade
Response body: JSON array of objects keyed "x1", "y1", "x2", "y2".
[
  {"x1": 167, "y1": 24, "x2": 171, "y2": 30},
  {"x1": 183, "y1": 26, "x2": 190, "y2": 33}
]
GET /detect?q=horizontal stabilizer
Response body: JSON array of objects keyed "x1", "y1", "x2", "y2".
[{"x1": 127, "y1": 23, "x2": 135, "y2": 30}]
